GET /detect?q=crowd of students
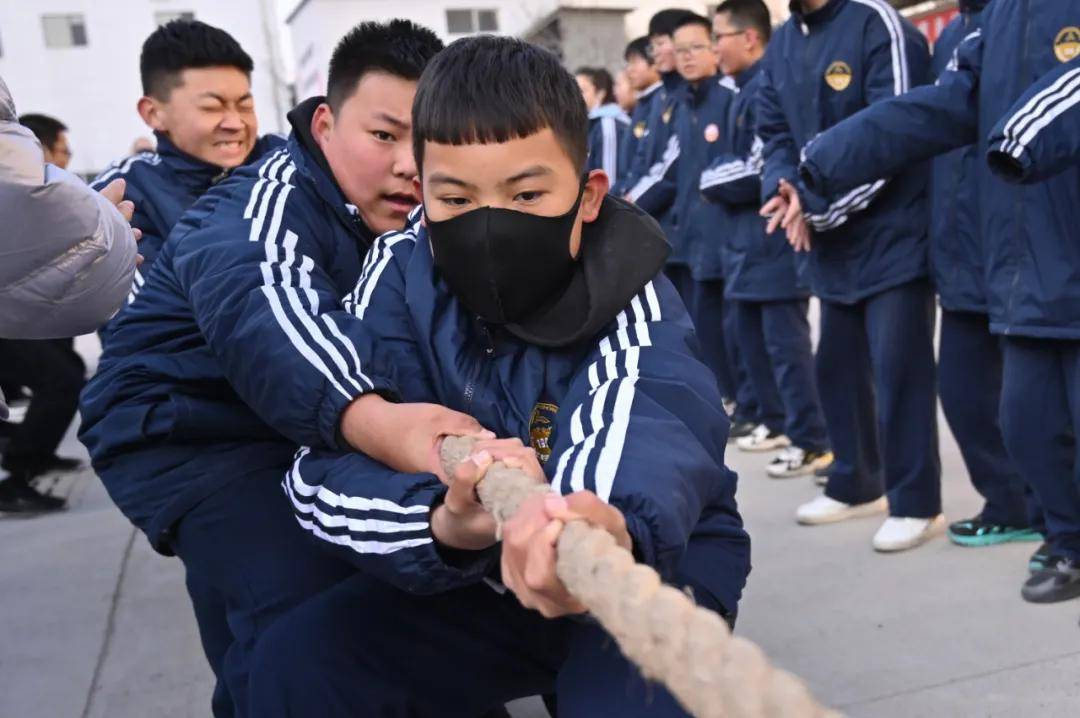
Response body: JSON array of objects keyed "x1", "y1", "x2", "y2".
[
  {"x1": 1, "y1": 0, "x2": 1078, "y2": 715},
  {"x1": 608, "y1": 1, "x2": 1080, "y2": 584}
]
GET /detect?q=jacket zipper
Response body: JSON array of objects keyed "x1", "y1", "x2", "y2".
[{"x1": 462, "y1": 319, "x2": 495, "y2": 412}]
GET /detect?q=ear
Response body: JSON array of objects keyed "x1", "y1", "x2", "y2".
[
  {"x1": 311, "y1": 102, "x2": 334, "y2": 151},
  {"x1": 745, "y1": 28, "x2": 762, "y2": 53},
  {"x1": 137, "y1": 96, "x2": 166, "y2": 132},
  {"x1": 413, "y1": 175, "x2": 426, "y2": 225},
  {"x1": 581, "y1": 169, "x2": 610, "y2": 223}
]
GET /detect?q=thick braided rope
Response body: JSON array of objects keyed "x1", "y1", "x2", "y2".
[{"x1": 441, "y1": 436, "x2": 839, "y2": 718}]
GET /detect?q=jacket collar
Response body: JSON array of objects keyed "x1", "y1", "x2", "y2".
[
  {"x1": 789, "y1": 0, "x2": 847, "y2": 33},
  {"x1": 959, "y1": 0, "x2": 988, "y2": 13},
  {"x1": 285, "y1": 96, "x2": 376, "y2": 248},
  {"x1": 661, "y1": 69, "x2": 684, "y2": 94},
  {"x1": 686, "y1": 73, "x2": 721, "y2": 105},
  {"x1": 637, "y1": 80, "x2": 663, "y2": 101},
  {"x1": 588, "y1": 103, "x2": 630, "y2": 122},
  {"x1": 152, "y1": 131, "x2": 232, "y2": 190},
  {"x1": 733, "y1": 60, "x2": 764, "y2": 90}
]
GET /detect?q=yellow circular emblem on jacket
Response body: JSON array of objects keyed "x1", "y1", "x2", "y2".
[
  {"x1": 529, "y1": 402, "x2": 558, "y2": 463},
  {"x1": 634, "y1": 121, "x2": 647, "y2": 138},
  {"x1": 662, "y1": 106, "x2": 674, "y2": 124},
  {"x1": 1055, "y1": 27, "x2": 1080, "y2": 63},
  {"x1": 824, "y1": 61, "x2": 853, "y2": 91}
]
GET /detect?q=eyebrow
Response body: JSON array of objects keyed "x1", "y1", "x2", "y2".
[
  {"x1": 502, "y1": 165, "x2": 553, "y2": 185},
  {"x1": 427, "y1": 172, "x2": 477, "y2": 190},
  {"x1": 374, "y1": 111, "x2": 409, "y2": 129},
  {"x1": 197, "y1": 92, "x2": 253, "y2": 102}
]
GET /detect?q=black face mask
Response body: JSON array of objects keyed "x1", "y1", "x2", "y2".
[{"x1": 425, "y1": 181, "x2": 587, "y2": 324}]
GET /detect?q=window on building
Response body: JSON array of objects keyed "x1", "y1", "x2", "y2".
[
  {"x1": 446, "y1": 9, "x2": 499, "y2": 35},
  {"x1": 154, "y1": 11, "x2": 196, "y2": 25},
  {"x1": 42, "y1": 14, "x2": 88, "y2": 48}
]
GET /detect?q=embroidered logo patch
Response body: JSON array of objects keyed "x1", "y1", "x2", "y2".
[
  {"x1": 529, "y1": 402, "x2": 559, "y2": 463},
  {"x1": 634, "y1": 121, "x2": 647, "y2": 138},
  {"x1": 1055, "y1": 27, "x2": 1080, "y2": 63},
  {"x1": 824, "y1": 61, "x2": 853, "y2": 91},
  {"x1": 703, "y1": 123, "x2": 720, "y2": 143},
  {"x1": 662, "y1": 105, "x2": 674, "y2": 124}
]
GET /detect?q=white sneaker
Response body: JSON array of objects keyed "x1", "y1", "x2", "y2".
[
  {"x1": 735, "y1": 424, "x2": 790, "y2": 452},
  {"x1": 767, "y1": 448, "x2": 834, "y2": 479},
  {"x1": 872, "y1": 514, "x2": 946, "y2": 552},
  {"x1": 795, "y1": 494, "x2": 888, "y2": 526}
]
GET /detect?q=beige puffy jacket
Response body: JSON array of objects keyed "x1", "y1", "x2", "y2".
[{"x1": 0, "y1": 75, "x2": 138, "y2": 417}]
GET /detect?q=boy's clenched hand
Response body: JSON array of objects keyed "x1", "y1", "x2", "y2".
[
  {"x1": 340, "y1": 394, "x2": 493, "y2": 477},
  {"x1": 502, "y1": 491, "x2": 632, "y2": 618},
  {"x1": 431, "y1": 438, "x2": 546, "y2": 551}
]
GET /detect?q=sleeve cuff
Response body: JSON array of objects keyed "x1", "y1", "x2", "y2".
[
  {"x1": 320, "y1": 375, "x2": 401, "y2": 451},
  {"x1": 986, "y1": 139, "x2": 1031, "y2": 184},
  {"x1": 406, "y1": 484, "x2": 501, "y2": 592}
]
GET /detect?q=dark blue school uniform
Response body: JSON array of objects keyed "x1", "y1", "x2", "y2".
[
  {"x1": 798, "y1": 0, "x2": 1080, "y2": 551},
  {"x1": 248, "y1": 197, "x2": 750, "y2": 717},
  {"x1": 759, "y1": 0, "x2": 941, "y2": 516},
  {"x1": 700, "y1": 60, "x2": 826, "y2": 451}
]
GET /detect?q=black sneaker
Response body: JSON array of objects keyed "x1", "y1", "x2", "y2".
[
  {"x1": 1, "y1": 454, "x2": 84, "y2": 478},
  {"x1": 1029, "y1": 542, "x2": 1052, "y2": 573},
  {"x1": 1021, "y1": 557, "x2": 1080, "y2": 603},
  {"x1": 0, "y1": 477, "x2": 66, "y2": 516},
  {"x1": 728, "y1": 420, "x2": 757, "y2": 442},
  {"x1": 947, "y1": 517, "x2": 1042, "y2": 547}
]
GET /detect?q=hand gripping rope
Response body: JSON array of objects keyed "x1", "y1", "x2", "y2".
[{"x1": 440, "y1": 436, "x2": 841, "y2": 718}]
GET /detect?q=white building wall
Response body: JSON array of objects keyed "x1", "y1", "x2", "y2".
[
  {"x1": 287, "y1": 0, "x2": 562, "y2": 100},
  {"x1": 0, "y1": 0, "x2": 289, "y2": 176},
  {"x1": 286, "y1": 0, "x2": 793, "y2": 102}
]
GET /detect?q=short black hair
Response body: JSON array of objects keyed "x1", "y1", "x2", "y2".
[
  {"x1": 648, "y1": 9, "x2": 697, "y2": 38},
  {"x1": 412, "y1": 36, "x2": 588, "y2": 174},
  {"x1": 327, "y1": 20, "x2": 444, "y2": 111},
  {"x1": 18, "y1": 113, "x2": 67, "y2": 150},
  {"x1": 716, "y1": 0, "x2": 773, "y2": 43},
  {"x1": 575, "y1": 67, "x2": 615, "y2": 105},
  {"x1": 624, "y1": 36, "x2": 652, "y2": 63},
  {"x1": 672, "y1": 12, "x2": 712, "y2": 37},
  {"x1": 140, "y1": 20, "x2": 253, "y2": 100}
]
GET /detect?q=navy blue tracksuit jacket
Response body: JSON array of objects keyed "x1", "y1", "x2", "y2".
[
  {"x1": 758, "y1": 0, "x2": 931, "y2": 304},
  {"x1": 79, "y1": 98, "x2": 388, "y2": 551},
  {"x1": 624, "y1": 71, "x2": 684, "y2": 260},
  {"x1": 90, "y1": 132, "x2": 284, "y2": 300},
  {"x1": 283, "y1": 198, "x2": 751, "y2": 615},
  {"x1": 586, "y1": 103, "x2": 630, "y2": 184},
  {"x1": 700, "y1": 61, "x2": 806, "y2": 301},
  {"x1": 799, "y1": 0, "x2": 1080, "y2": 339},
  {"x1": 612, "y1": 81, "x2": 663, "y2": 196},
  {"x1": 928, "y1": 1, "x2": 988, "y2": 313},
  {"x1": 630, "y1": 77, "x2": 735, "y2": 278}
]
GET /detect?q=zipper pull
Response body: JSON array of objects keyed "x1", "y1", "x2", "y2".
[{"x1": 477, "y1": 318, "x2": 495, "y2": 356}]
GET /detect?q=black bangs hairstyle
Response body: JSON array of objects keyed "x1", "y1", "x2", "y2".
[
  {"x1": 140, "y1": 19, "x2": 253, "y2": 100},
  {"x1": 327, "y1": 20, "x2": 444, "y2": 111},
  {"x1": 648, "y1": 9, "x2": 698, "y2": 39},
  {"x1": 411, "y1": 35, "x2": 588, "y2": 174},
  {"x1": 716, "y1": 0, "x2": 773, "y2": 43},
  {"x1": 673, "y1": 12, "x2": 712, "y2": 36},
  {"x1": 624, "y1": 36, "x2": 653, "y2": 63}
]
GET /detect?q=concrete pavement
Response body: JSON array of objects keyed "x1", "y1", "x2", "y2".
[{"x1": 1, "y1": 337, "x2": 1078, "y2": 717}]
